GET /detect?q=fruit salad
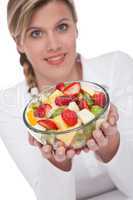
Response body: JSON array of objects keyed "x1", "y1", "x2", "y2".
[{"x1": 23, "y1": 81, "x2": 110, "y2": 149}]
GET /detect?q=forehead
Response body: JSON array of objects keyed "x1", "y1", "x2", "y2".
[{"x1": 29, "y1": 1, "x2": 73, "y2": 27}]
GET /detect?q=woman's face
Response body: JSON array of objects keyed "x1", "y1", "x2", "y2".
[{"x1": 18, "y1": 1, "x2": 78, "y2": 85}]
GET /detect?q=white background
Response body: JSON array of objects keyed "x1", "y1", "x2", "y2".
[{"x1": 0, "y1": 0, "x2": 133, "y2": 199}]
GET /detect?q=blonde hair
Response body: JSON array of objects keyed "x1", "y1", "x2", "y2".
[{"x1": 7, "y1": 0, "x2": 78, "y2": 92}]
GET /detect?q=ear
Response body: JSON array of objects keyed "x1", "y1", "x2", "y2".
[{"x1": 15, "y1": 37, "x2": 25, "y2": 53}]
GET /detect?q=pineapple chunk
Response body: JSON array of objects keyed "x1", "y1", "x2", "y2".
[
  {"x1": 47, "y1": 89, "x2": 64, "y2": 104},
  {"x1": 56, "y1": 131, "x2": 76, "y2": 146},
  {"x1": 68, "y1": 102, "x2": 80, "y2": 113},
  {"x1": 54, "y1": 118, "x2": 81, "y2": 146},
  {"x1": 77, "y1": 109, "x2": 95, "y2": 124},
  {"x1": 81, "y1": 85, "x2": 95, "y2": 96},
  {"x1": 52, "y1": 115, "x2": 68, "y2": 131}
]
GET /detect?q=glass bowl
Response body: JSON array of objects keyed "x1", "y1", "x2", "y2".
[{"x1": 23, "y1": 81, "x2": 110, "y2": 150}]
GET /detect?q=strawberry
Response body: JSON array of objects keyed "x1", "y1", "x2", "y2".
[
  {"x1": 55, "y1": 96, "x2": 74, "y2": 106},
  {"x1": 63, "y1": 82, "x2": 81, "y2": 96},
  {"x1": 61, "y1": 109, "x2": 78, "y2": 126},
  {"x1": 79, "y1": 99, "x2": 89, "y2": 110},
  {"x1": 38, "y1": 119, "x2": 58, "y2": 130},
  {"x1": 56, "y1": 82, "x2": 65, "y2": 91},
  {"x1": 92, "y1": 92, "x2": 106, "y2": 107},
  {"x1": 34, "y1": 104, "x2": 52, "y2": 118}
]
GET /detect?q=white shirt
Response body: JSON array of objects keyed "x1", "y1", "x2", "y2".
[{"x1": 0, "y1": 51, "x2": 133, "y2": 200}]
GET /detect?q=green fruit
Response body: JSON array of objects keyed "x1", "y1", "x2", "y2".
[
  {"x1": 91, "y1": 105, "x2": 103, "y2": 116},
  {"x1": 30, "y1": 102, "x2": 41, "y2": 111},
  {"x1": 84, "y1": 122, "x2": 95, "y2": 133},
  {"x1": 72, "y1": 132, "x2": 86, "y2": 149},
  {"x1": 83, "y1": 92, "x2": 94, "y2": 107},
  {"x1": 50, "y1": 107, "x2": 64, "y2": 118},
  {"x1": 83, "y1": 122, "x2": 95, "y2": 140}
]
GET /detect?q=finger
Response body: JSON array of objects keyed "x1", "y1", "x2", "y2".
[
  {"x1": 108, "y1": 115, "x2": 117, "y2": 126},
  {"x1": 28, "y1": 134, "x2": 35, "y2": 145},
  {"x1": 109, "y1": 104, "x2": 119, "y2": 121},
  {"x1": 87, "y1": 139, "x2": 99, "y2": 151},
  {"x1": 101, "y1": 121, "x2": 118, "y2": 136},
  {"x1": 109, "y1": 103, "x2": 117, "y2": 113},
  {"x1": 66, "y1": 149, "x2": 75, "y2": 159},
  {"x1": 54, "y1": 146, "x2": 66, "y2": 162},
  {"x1": 34, "y1": 138, "x2": 42, "y2": 148},
  {"x1": 41, "y1": 145, "x2": 52, "y2": 159},
  {"x1": 92, "y1": 129, "x2": 108, "y2": 147}
]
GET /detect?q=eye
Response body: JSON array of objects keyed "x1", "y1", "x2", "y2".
[
  {"x1": 30, "y1": 30, "x2": 43, "y2": 38},
  {"x1": 57, "y1": 23, "x2": 69, "y2": 32}
]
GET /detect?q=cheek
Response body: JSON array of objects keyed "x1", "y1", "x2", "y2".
[
  {"x1": 24, "y1": 43, "x2": 43, "y2": 63},
  {"x1": 67, "y1": 35, "x2": 77, "y2": 60},
  {"x1": 62, "y1": 33, "x2": 77, "y2": 54}
]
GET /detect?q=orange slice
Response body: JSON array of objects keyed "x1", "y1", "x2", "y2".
[{"x1": 27, "y1": 110, "x2": 37, "y2": 126}]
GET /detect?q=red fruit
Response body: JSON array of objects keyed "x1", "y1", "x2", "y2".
[
  {"x1": 56, "y1": 82, "x2": 65, "y2": 91},
  {"x1": 38, "y1": 119, "x2": 58, "y2": 130},
  {"x1": 63, "y1": 82, "x2": 81, "y2": 96},
  {"x1": 34, "y1": 104, "x2": 52, "y2": 118},
  {"x1": 55, "y1": 96, "x2": 74, "y2": 106},
  {"x1": 93, "y1": 92, "x2": 106, "y2": 107},
  {"x1": 61, "y1": 109, "x2": 78, "y2": 126},
  {"x1": 79, "y1": 99, "x2": 89, "y2": 110},
  {"x1": 43, "y1": 104, "x2": 52, "y2": 115}
]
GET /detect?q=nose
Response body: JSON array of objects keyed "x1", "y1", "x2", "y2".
[{"x1": 46, "y1": 32, "x2": 62, "y2": 52}]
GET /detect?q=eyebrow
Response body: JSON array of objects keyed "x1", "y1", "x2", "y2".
[{"x1": 26, "y1": 18, "x2": 70, "y2": 32}]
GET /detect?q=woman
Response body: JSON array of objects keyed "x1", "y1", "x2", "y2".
[{"x1": 0, "y1": 0, "x2": 133, "y2": 199}]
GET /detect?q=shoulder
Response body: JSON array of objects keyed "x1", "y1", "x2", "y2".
[
  {"x1": 82, "y1": 51, "x2": 133, "y2": 82},
  {"x1": 82, "y1": 51, "x2": 133, "y2": 69},
  {"x1": 0, "y1": 81, "x2": 30, "y2": 118}
]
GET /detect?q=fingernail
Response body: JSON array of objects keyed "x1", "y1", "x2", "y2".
[{"x1": 109, "y1": 116, "x2": 115, "y2": 125}]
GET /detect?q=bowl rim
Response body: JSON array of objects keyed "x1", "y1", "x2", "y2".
[{"x1": 23, "y1": 80, "x2": 110, "y2": 135}]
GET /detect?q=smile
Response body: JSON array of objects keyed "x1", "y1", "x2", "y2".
[{"x1": 45, "y1": 53, "x2": 66, "y2": 65}]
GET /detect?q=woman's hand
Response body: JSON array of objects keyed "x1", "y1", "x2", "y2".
[
  {"x1": 28, "y1": 134, "x2": 76, "y2": 171},
  {"x1": 86, "y1": 103, "x2": 120, "y2": 162},
  {"x1": 28, "y1": 103, "x2": 120, "y2": 169}
]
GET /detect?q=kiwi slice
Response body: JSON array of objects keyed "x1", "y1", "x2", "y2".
[
  {"x1": 50, "y1": 107, "x2": 65, "y2": 118},
  {"x1": 83, "y1": 92, "x2": 94, "y2": 107},
  {"x1": 91, "y1": 105, "x2": 103, "y2": 116}
]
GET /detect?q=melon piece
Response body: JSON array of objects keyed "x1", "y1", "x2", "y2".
[
  {"x1": 77, "y1": 109, "x2": 95, "y2": 124},
  {"x1": 68, "y1": 102, "x2": 80, "y2": 113}
]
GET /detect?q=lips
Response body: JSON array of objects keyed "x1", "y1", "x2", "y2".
[{"x1": 45, "y1": 53, "x2": 66, "y2": 65}]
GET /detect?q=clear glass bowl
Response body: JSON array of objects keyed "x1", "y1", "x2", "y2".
[{"x1": 23, "y1": 81, "x2": 110, "y2": 150}]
